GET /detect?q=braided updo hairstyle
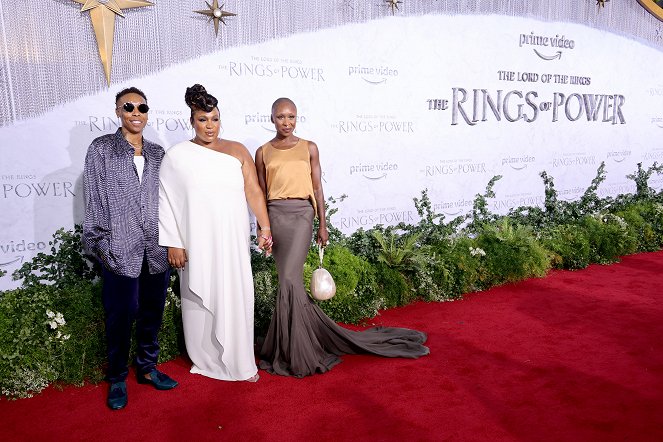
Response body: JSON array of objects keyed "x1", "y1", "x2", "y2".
[{"x1": 185, "y1": 84, "x2": 218, "y2": 120}]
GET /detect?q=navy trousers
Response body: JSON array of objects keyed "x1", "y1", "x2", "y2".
[{"x1": 101, "y1": 256, "x2": 170, "y2": 383}]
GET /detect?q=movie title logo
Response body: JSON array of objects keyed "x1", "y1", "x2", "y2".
[
  {"x1": 2, "y1": 176, "x2": 75, "y2": 199},
  {"x1": 421, "y1": 159, "x2": 488, "y2": 176},
  {"x1": 338, "y1": 209, "x2": 416, "y2": 229},
  {"x1": 643, "y1": 149, "x2": 663, "y2": 161},
  {"x1": 551, "y1": 153, "x2": 597, "y2": 168},
  {"x1": 449, "y1": 88, "x2": 625, "y2": 126},
  {"x1": 598, "y1": 183, "x2": 635, "y2": 198},
  {"x1": 77, "y1": 112, "x2": 191, "y2": 133},
  {"x1": 333, "y1": 115, "x2": 414, "y2": 134},
  {"x1": 223, "y1": 57, "x2": 325, "y2": 82},
  {"x1": 492, "y1": 194, "x2": 545, "y2": 212},
  {"x1": 349, "y1": 161, "x2": 399, "y2": 180},
  {"x1": 501, "y1": 155, "x2": 535, "y2": 171},
  {"x1": 347, "y1": 64, "x2": 399, "y2": 85}
]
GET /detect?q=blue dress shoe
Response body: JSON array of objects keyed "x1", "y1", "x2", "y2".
[
  {"x1": 138, "y1": 370, "x2": 178, "y2": 390},
  {"x1": 107, "y1": 381, "x2": 127, "y2": 410}
]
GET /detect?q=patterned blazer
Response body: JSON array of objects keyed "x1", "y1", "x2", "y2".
[{"x1": 83, "y1": 128, "x2": 169, "y2": 277}]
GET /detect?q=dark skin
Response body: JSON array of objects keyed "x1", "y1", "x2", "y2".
[
  {"x1": 254, "y1": 100, "x2": 329, "y2": 245},
  {"x1": 167, "y1": 107, "x2": 273, "y2": 269}
]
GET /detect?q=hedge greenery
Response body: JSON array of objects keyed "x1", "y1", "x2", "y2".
[{"x1": 2, "y1": 161, "x2": 663, "y2": 398}]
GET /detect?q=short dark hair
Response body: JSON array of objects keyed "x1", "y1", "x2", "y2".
[{"x1": 115, "y1": 87, "x2": 147, "y2": 104}]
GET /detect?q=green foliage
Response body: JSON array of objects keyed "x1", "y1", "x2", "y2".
[
  {"x1": 0, "y1": 281, "x2": 105, "y2": 398},
  {"x1": 4, "y1": 162, "x2": 663, "y2": 399},
  {"x1": 306, "y1": 245, "x2": 383, "y2": 325},
  {"x1": 430, "y1": 236, "x2": 485, "y2": 297},
  {"x1": 12, "y1": 226, "x2": 100, "y2": 288},
  {"x1": 0, "y1": 226, "x2": 183, "y2": 399},
  {"x1": 581, "y1": 214, "x2": 637, "y2": 264},
  {"x1": 626, "y1": 162, "x2": 663, "y2": 200},
  {"x1": 475, "y1": 218, "x2": 551, "y2": 285},
  {"x1": 372, "y1": 230, "x2": 422, "y2": 271},
  {"x1": 466, "y1": 175, "x2": 502, "y2": 233},
  {"x1": 540, "y1": 224, "x2": 591, "y2": 270}
]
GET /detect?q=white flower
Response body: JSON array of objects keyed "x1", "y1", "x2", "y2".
[
  {"x1": 470, "y1": 247, "x2": 486, "y2": 257},
  {"x1": 54, "y1": 312, "x2": 65, "y2": 326},
  {"x1": 48, "y1": 321, "x2": 58, "y2": 330},
  {"x1": 46, "y1": 310, "x2": 55, "y2": 319}
]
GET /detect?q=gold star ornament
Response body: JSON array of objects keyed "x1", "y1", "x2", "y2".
[
  {"x1": 385, "y1": 0, "x2": 403, "y2": 15},
  {"x1": 72, "y1": 0, "x2": 153, "y2": 85},
  {"x1": 194, "y1": 1, "x2": 237, "y2": 36}
]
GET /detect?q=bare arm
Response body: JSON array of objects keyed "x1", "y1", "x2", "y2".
[
  {"x1": 240, "y1": 144, "x2": 271, "y2": 252},
  {"x1": 309, "y1": 141, "x2": 328, "y2": 245}
]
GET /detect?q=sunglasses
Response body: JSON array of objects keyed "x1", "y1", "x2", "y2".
[{"x1": 118, "y1": 102, "x2": 150, "y2": 113}]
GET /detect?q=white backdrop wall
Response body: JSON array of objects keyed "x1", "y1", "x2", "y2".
[{"x1": 1, "y1": 2, "x2": 663, "y2": 290}]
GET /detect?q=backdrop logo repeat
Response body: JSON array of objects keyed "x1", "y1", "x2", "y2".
[
  {"x1": 2, "y1": 174, "x2": 75, "y2": 199},
  {"x1": 433, "y1": 199, "x2": 474, "y2": 217},
  {"x1": 332, "y1": 115, "x2": 414, "y2": 134},
  {"x1": 551, "y1": 152, "x2": 597, "y2": 168},
  {"x1": 77, "y1": 110, "x2": 191, "y2": 133},
  {"x1": 501, "y1": 155, "x2": 535, "y2": 171},
  {"x1": 420, "y1": 159, "x2": 488, "y2": 177},
  {"x1": 222, "y1": 56, "x2": 325, "y2": 82},
  {"x1": 598, "y1": 182, "x2": 636, "y2": 198},
  {"x1": 519, "y1": 31, "x2": 576, "y2": 61},
  {"x1": 337, "y1": 208, "x2": 416, "y2": 229},
  {"x1": 606, "y1": 150, "x2": 631, "y2": 163},
  {"x1": 244, "y1": 112, "x2": 307, "y2": 133},
  {"x1": 0, "y1": 238, "x2": 47, "y2": 269},
  {"x1": 491, "y1": 193, "x2": 545, "y2": 211},
  {"x1": 347, "y1": 64, "x2": 399, "y2": 85},
  {"x1": 558, "y1": 186, "x2": 585, "y2": 201},
  {"x1": 349, "y1": 159, "x2": 398, "y2": 180}
]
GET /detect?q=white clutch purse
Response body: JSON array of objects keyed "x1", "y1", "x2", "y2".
[{"x1": 310, "y1": 244, "x2": 336, "y2": 301}]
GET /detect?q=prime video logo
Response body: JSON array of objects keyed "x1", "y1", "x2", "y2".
[{"x1": 348, "y1": 64, "x2": 399, "y2": 85}]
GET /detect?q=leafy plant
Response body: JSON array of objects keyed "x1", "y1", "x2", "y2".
[{"x1": 475, "y1": 218, "x2": 551, "y2": 285}]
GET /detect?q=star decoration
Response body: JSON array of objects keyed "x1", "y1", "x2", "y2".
[
  {"x1": 384, "y1": 0, "x2": 403, "y2": 15},
  {"x1": 596, "y1": 0, "x2": 610, "y2": 8},
  {"x1": 72, "y1": 0, "x2": 153, "y2": 85},
  {"x1": 194, "y1": 1, "x2": 237, "y2": 36}
]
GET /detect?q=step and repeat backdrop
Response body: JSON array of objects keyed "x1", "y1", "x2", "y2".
[{"x1": 1, "y1": 10, "x2": 663, "y2": 290}]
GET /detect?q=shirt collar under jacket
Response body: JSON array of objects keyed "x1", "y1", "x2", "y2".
[{"x1": 112, "y1": 128, "x2": 159, "y2": 160}]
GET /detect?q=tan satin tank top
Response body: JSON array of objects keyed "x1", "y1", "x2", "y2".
[{"x1": 262, "y1": 138, "x2": 317, "y2": 215}]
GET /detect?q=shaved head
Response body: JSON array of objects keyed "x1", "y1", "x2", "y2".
[{"x1": 271, "y1": 97, "x2": 297, "y2": 115}]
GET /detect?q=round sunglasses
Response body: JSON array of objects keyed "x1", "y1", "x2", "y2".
[{"x1": 118, "y1": 102, "x2": 150, "y2": 113}]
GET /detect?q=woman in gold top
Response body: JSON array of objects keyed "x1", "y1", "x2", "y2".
[{"x1": 256, "y1": 98, "x2": 429, "y2": 378}]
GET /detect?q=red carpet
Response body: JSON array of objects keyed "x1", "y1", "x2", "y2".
[{"x1": 2, "y1": 252, "x2": 663, "y2": 441}]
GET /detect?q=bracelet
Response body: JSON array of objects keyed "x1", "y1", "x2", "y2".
[
  {"x1": 260, "y1": 235, "x2": 272, "y2": 241},
  {"x1": 259, "y1": 227, "x2": 271, "y2": 231}
]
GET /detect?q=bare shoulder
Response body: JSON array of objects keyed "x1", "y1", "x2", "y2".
[
  {"x1": 307, "y1": 140, "x2": 319, "y2": 152},
  {"x1": 223, "y1": 139, "x2": 252, "y2": 163}
]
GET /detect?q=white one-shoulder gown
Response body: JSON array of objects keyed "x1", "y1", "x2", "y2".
[{"x1": 159, "y1": 140, "x2": 257, "y2": 381}]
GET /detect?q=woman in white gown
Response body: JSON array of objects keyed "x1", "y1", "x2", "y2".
[{"x1": 158, "y1": 84, "x2": 272, "y2": 382}]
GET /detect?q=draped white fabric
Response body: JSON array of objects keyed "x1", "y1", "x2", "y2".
[{"x1": 159, "y1": 141, "x2": 257, "y2": 381}]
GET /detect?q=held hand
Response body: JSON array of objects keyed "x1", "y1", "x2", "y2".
[
  {"x1": 317, "y1": 226, "x2": 329, "y2": 247},
  {"x1": 257, "y1": 233, "x2": 273, "y2": 257},
  {"x1": 168, "y1": 247, "x2": 188, "y2": 269}
]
